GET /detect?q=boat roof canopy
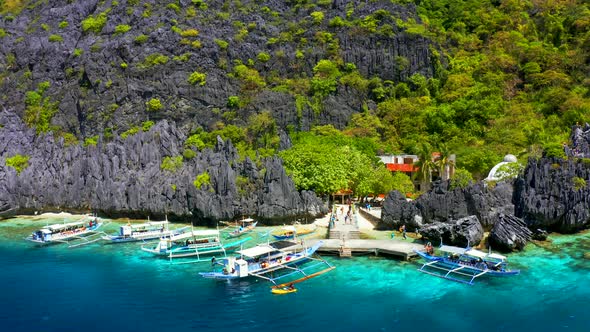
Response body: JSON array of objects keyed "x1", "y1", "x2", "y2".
[
  {"x1": 465, "y1": 249, "x2": 487, "y2": 258},
  {"x1": 487, "y1": 253, "x2": 506, "y2": 260},
  {"x1": 170, "y1": 229, "x2": 219, "y2": 240},
  {"x1": 44, "y1": 221, "x2": 86, "y2": 231},
  {"x1": 282, "y1": 225, "x2": 296, "y2": 232},
  {"x1": 134, "y1": 221, "x2": 168, "y2": 228},
  {"x1": 439, "y1": 245, "x2": 466, "y2": 255},
  {"x1": 241, "y1": 218, "x2": 255, "y2": 222},
  {"x1": 237, "y1": 245, "x2": 275, "y2": 258}
]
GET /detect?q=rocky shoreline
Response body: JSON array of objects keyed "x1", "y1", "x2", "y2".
[
  {"x1": 0, "y1": 110, "x2": 328, "y2": 225},
  {"x1": 380, "y1": 125, "x2": 590, "y2": 252},
  {"x1": 3, "y1": 108, "x2": 590, "y2": 243}
]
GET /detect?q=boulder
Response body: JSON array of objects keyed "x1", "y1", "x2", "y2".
[
  {"x1": 418, "y1": 215, "x2": 483, "y2": 247},
  {"x1": 379, "y1": 190, "x2": 421, "y2": 230},
  {"x1": 489, "y1": 214, "x2": 532, "y2": 252},
  {"x1": 418, "y1": 222, "x2": 453, "y2": 245},
  {"x1": 453, "y1": 215, "x2": 484, "y2": 247},
  {"x1": 532, "y1": 229, "x2": 549, "y2": 241}
]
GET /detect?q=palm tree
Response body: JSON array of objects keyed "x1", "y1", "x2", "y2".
[
  {"x1": 414, "y1": 142, "x2": 436, "y2": 192},
  {"x1": 435, "y1": 143, "x2": 455, "y2": 181}
]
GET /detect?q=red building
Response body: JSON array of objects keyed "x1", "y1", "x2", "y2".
[{"x1": 379, "y1": 154, "x2": 419, "y2": 178}]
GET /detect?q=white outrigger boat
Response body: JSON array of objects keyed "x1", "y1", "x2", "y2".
[
  {"x1": 200, "y1": 240, "x2": 335, "y2": 287},
  {"x1": 101, "y1": 217, "x2": 188, "y2": 243},
  {"x1": 26, "y1": 216, "x2": 105, "y2": 247},
  {"x1": 414, "y1": 242, "x2": 520, "y2": 285},
  {"x1": 225, "y1": 217, "x2": 258, "y2": 238},
  {"x1": 141, "y1": 229, "x2": 251, "y2": 263}
]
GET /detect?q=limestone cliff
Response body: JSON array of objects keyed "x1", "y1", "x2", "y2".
[
  {"x1": 0, "y1": 0, "x2": 437, "y2": 136},
  {"x1": 0, "y1": 110, "x2": 326, "y2": 223}
]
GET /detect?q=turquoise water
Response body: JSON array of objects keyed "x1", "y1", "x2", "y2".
[{"x1": 1, "y1": 216, "x2": 589, "y2": 332}]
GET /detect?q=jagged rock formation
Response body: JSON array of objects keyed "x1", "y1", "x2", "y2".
[
  {"x1": 489, "y1": 214, "x2": 532, "y2": 252},
  {"x1": 566, "y1": 123, "x2": 590, "y2": 158},
  {"x1": 418, "y1": 215, "x2": 483, "y2": 247},
  {"x1": 0, "y1": 0, "x2": 438, "y2": 137},
  {"x1": 514, "y1": 157, "x2": 590, "y2": 233},
  {"x1": 379, "y1": 190, "x2": 420, "y2": 230},
  {"x1": 0, "y1": 110, "x2": 326, "y2": 224},
  {"x1": 381, "y1": 130, "x2": 590, "y2": 249},
  {"x1": 378, "y1": 180, "x2": 514, "y2": 230},
  {"x1": 531, "y1": 229, "x2": 548, "y2": 241}
]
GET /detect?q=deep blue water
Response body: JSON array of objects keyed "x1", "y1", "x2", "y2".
[{"x1": 1, "y1": 216, "x2": 589, "y2": 332}]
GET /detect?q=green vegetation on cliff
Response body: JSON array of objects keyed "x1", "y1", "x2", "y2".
[
  {"x1": 1, "y1": 0, "x2": 589, "y2": 191},
  {"x1": 4, "y1": 154, "x2": 30, "y2": 174}
]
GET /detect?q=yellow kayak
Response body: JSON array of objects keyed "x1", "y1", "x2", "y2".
[{"x1": 271, "y1": 287, "x2": 297, "y2": 295}]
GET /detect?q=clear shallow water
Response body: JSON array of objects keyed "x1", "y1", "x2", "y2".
[{"x1": 1, "y1": 216, "x2": 589, "y2": 332}]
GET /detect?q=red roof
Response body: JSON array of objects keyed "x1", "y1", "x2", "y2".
[
  {"x1": 334, "y1": 189, "x2": 353, "y2": 195},
  {"x1": 386, "y1": 163, "x2": 416, "y2": 172}
]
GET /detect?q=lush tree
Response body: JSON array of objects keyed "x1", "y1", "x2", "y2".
[
  {"x1": 414, "y1": 142, "x2": 436, "y2": 192},
  {"x1": 449, "y1": 168, "x2": 473, "y2": 190}
]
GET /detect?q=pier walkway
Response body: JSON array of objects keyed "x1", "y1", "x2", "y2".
[
  {"x1": 305, "y1": 238, "x2": 423, "y2": 260},
  {"x1": 310, "y1": 204, "x2": 422, "y2": 260},
  {"x1": 328, "y1": 204, "x2": 370, "y2": 240}
]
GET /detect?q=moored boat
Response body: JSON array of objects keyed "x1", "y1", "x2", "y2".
[
  {"x1": 141, "y1": 229, "x2": 251, "y2": 262},
  {"x1": 414, "y1": 242, "x2": 520, "y2": 285},
  {"x1": 271, "y1": 223, "x2": 317, "y2": 240},
  {"x1": 26, "y1": 216, "x2": 104, "y2": 247},
  {"x1": 101, "y1": 217, "x2": 188, "y2": 243},
  {"x1": 226, "y1": 217, "x2": 257, "y2": 238},
  {"x1": 200, "y1": 240, "x2": 334, "y2": 286}
]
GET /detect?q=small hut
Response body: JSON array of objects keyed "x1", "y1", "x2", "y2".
[{"x1": 332, "y1": 189, "x2": 353, "y2": 204}]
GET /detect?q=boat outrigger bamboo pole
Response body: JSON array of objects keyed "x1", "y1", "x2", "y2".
[{"x1": 271, "y1": 266, "x2": 336, "y2": 289}]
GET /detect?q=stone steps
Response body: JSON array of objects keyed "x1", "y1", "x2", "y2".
[
  {"x1": 339, "y1": 246, "x2": 352, "y2": 257},
  {"x1": 329, "y1": 230, "x2": 360, "y2": 240}
]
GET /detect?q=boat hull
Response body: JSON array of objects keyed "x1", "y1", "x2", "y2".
[
  {"x1": 414, "y1": 249, "x2": 520, "y2": 277},
  {"x1": 200, "y1": 241, "x2": 323, "y2": 280},
  {"x1": 271, "y1": 288, "x2": 297, "y2": 294},
  {"x1": 143, "y1": 237, "x2": 251, "y2": 259},
  {"x1": 26, "y1": 223, "x2": 104, "y2": 245}
]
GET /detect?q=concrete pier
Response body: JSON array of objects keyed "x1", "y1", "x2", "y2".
[{"x1": 305, "y1": 238, "x2": 424, "y2": 260}]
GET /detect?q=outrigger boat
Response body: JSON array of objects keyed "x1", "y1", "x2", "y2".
[
  {"x1": 141, "y1": 229, "x2": 251, "y2": 263},
  {"x1": 414, "y1": 242, "x2": 520, "y2": 285},
  {"x1": 26, "y1": 215, "x2": 105, "y2": 247},
  {"x1": 271, "y1": 223, "x2": 317, "y2": 240},
  {"x1": 101, "y1": 217, "x2": 188, "y2": 243},
  {"x1": 225, "y1": 217, "x2": 257, "y2": 239},
  {"x1": 199, "y1": 240, "x2": 335, "y2": 287}
]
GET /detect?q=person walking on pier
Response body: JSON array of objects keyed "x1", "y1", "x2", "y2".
[{"x1": 400, "y1": 224, "x2": 407, "y2": 240}]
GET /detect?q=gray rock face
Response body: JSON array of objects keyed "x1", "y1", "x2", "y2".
[
  {"x1": 383, "y1": 157, "x2": 590, "y2": 234},
  {"x1": 489, "y1": 214, "x2": 532, "y2": 252},
  {"x1": 379, "y1": 126, "x2": 590, "y2": 251},
  {"x1": 0, "y1": 0, "x2": 439, "y2": 138},
  {"x1": 0, "y1": 110, "x2": 327, "y2": 224},
  {"x1": 514, "y1": 158, "x2": 590, "y2": 233},
  {"x1": 380, "y1": 180, "x2": 514, "y2": 229},
  {"x1": 418, "y1": 215, "x2": 483, "y2": 247},
  {"x1": 379, "y1": 190, "x2": 420, "y2": 230},
  {"x1": 566, "y1": 123, "x2": 590, "y2": 158},
  {"x1": 531, "y1": 229, "x2": 548, "y2": 241}
]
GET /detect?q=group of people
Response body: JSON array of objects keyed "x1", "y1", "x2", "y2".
[{"x1": 329, "y1": 204, "x2": 353, "y2": 228}]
